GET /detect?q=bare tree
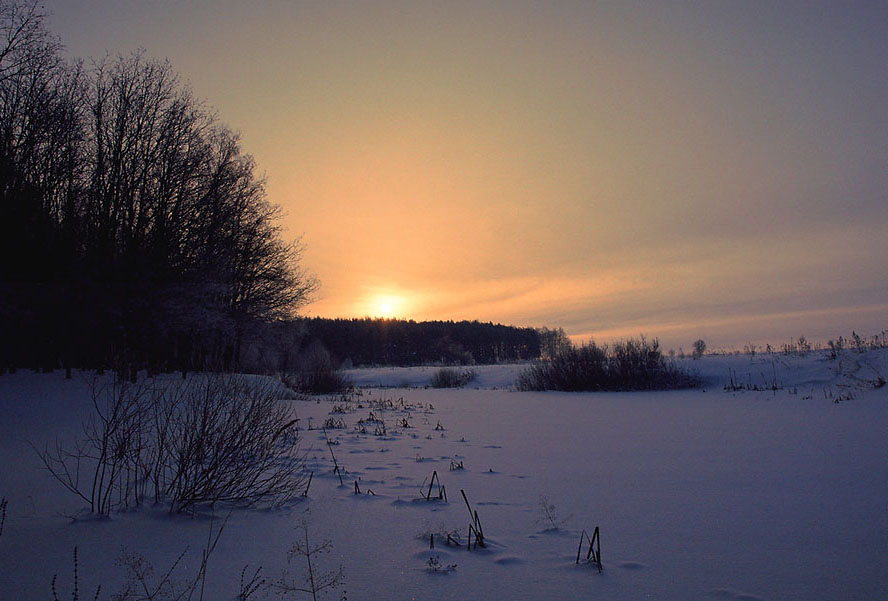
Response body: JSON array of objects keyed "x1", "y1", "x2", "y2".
[
  {"x1": 0, "y1": 1, "x2": 59, "y2": 83},
  {"x1": 1, "y1": 3, "x2": 318, "y2": 372}
]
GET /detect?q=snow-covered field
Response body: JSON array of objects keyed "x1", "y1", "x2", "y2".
[{"x1": 1, "y1": 352, "x2": 886, "y2": 600}]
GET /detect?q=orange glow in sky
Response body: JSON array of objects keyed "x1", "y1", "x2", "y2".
[
  {"x1": 49, "y1": 2, "x2": 888, "y2": 349},
  {"x1": 363, "y1": 292, "x2": 408, "y2": 319}
]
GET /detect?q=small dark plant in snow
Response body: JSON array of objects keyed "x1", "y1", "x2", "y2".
[
  {"x1": 827, "y1": 337, "x2": 845, "y2": 360},
  {"x1": 352, "y1": 480, "x2": 374, "y2": 495},
  {"x1": 426, "y1": 555, "x2": 457, "y2": 574},
  {"x1": 461, "y1": 489, "x2": 486, "y2": 549},
  {"x1": 113, "y1": 549, "x2": 192, "y2": 601},
  {"x1": 272, "y1": 516, "x2": 344, "y2": 601},
  {"x1": 419, "y1": 471, "x2": 447, "y2": 502},
  {"x1": 43, "y1": 511, "x2": 251, "y2": 601},
  {"x1": 364, "y1": 411, "x2": 384, "y2": 423},
  {"x1": 536, "y1": 495, "x2": 572, "y2": 531},
  {"x1": 51, "y1": 547, "x2": 100, "y2": 601},
  {"x1": 781, "y1": 336, "x2": 813, "y2": 357},
  {"x1": 322, "y1": 417, "x2": 346, "y2": 430},
  {"x1": 238, "y1": 565, "x2": 265, "y2": 601},
  {"x1": 368, "y1": 397, "x2": 396, "y2": 410},
  {"x1": 725, "y1": 362, "x2": 782, "y2": 393},
  {"x1": 430, "y1": 367, "x2": 476, "y2": 388},
  {"x1": 851, "y1": 331, "x2": 865, "y2": 352},
  {"x1": 576, "y1": 527, "x2": 603, "y2": 573},
  {"x1": 418, "y1": 520, "x2": 462, "y2": 548},
  {"x1": 797, "y1": 336, "x2": 812, "y2": 356},
  {"x1": 822, "y1": 383, "x2": 857, "y2": 403},
  {"x1": 322, "y1": 427, "x2": 345, "y2": 486},
  {"x1": 113, "y1": 511, "x2": 229, "y2": 600}
]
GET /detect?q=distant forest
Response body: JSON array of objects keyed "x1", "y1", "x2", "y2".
[
  {"x1": 287, "y1": 318, "x2": 544, "y2": 367},
  {"x1": 0, "y1": 3, "x2": 561, "y2": 375},
  {"x1": 235, "y1": 318, "x2": 566, "y2": 372}
]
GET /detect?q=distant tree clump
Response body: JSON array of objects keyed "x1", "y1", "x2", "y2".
[
  {"x1": 691, "y1": 339, "x2": 707, "y2": 359},
  {"x1": 517, "y1": 336, "x2": 700, "y2": 392},
  {"x1": 537, "y1": 327, "x2": 572, "y2": 360},
  {"x1": 0, "y1": 1, "x2": 316, "y2": 374},
  {"x1": 287, "y1": 317, "x2": 541, "y2": 367}
]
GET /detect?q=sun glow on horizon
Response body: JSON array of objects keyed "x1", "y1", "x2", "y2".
[
  {"x1": 366, "y1": 292, "x2": 409, "y2": 319},
  {"x1": 45, "y1": 0, "x2": 888, "y2": 361}
]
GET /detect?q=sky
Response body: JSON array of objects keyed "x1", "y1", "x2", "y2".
[{"x1": 47, "y1": 1, "x2": 887, "y2": 351}]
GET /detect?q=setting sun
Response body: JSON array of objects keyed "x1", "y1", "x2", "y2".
[{"x1": 368, "y1": 293, "x2": 407, "y2": 318}]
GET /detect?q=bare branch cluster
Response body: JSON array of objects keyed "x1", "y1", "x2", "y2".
[
  {"x1": 38, "y1": 374, "x2": 306, "y2": 515},
  {"x1": 271, "y1": 517, "x2": 344, "y2": 601},
  {"x1": 111, "y1": 513, "x2": 228, "y2": 601}
]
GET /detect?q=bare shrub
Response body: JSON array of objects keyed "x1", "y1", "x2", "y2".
[
  {"x1": 797, "y1": 336, "x2": 812, "y2": 356},
  {"x1": 827, "y1": 330, "x2": 887, "y2": 359},
  {"x1": 827, "y1": 337, "x2": 845, "y2": 360},
  {"x1": 282, "y1": 342, "x2": 351, "y2": 394},
  {"x1": 37, "y1": 377, "x2": 151, "y2": 515},
  {"x1": 517, "y1": 336, "x2": 699, "y2": 392},
  {"x1": 162, "y1": 375, "x2": 304, "y2": 514},
  {"x1": 430, "y1": 367, "x2": 476, "y2": 389},
  {"x1": 38, "y1": 374, "x2": 306, "y2": 515}
]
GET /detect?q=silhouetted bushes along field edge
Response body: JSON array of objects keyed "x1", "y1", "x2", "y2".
[{"x1": 517, "y1": 337, "x2": 700, "y2": 392}]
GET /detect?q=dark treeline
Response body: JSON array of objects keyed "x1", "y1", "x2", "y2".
[
  {"x1": 0, "y1": 2, "x2": 564, "y2": 376},
  {"x1": 0, "y1": 2, "x2": 315, "y2": 375},
  {"x1": 287, "y1": 317, "x2": 544, "y2": 367}
]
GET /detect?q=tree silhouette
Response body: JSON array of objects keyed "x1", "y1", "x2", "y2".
[{"x1": 0, "y1": 1, "x2": 316, "y2": 373}]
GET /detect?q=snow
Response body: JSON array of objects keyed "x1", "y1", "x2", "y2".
[
  {"x1": 1, "y1": 351, "x2": 886, "y2": 600},
  {"x1": 345, "y1": 364, "x2": 523, "y2": 389}
]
